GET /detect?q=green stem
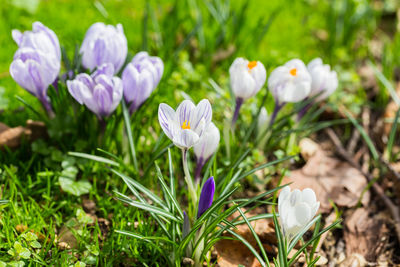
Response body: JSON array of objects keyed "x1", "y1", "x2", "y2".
[
  {"x1": 182, "y1": 149, "x2": 198, "y2": 209},
  {"x1": 122, "y1": 101, "x2": 139, "y2": 173}
]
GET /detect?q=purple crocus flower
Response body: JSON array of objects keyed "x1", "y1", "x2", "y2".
[
  {"x1": 122, "y1": 52, "x2": 164, "y2": 114},
  {"x1": 80, "y1": 22, "x2": 128, "y2": 74},
  {"x1": 193, "y1": 122, "x2": 220, "y2": 181},
  {"x1": 10, "y1": 22, "x2": 61, "y2": 115},
  {"x1": 197, "y1": 177, "x2": 215, "y2": 218},
  {"x1": 67, "y1": 63, "x2": 123, "y2": 118}
]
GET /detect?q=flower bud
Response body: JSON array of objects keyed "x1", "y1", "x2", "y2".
[
  {"x1": 80, "y1": 22, "x2": 128, "y2": 74},
  {"x1": 122, "y1": 52, "x2": 164, "y2": 113},
  {"x1": 268, "y1": 59, "x2": 311, "y2": 103},
  {"x1": 307, "y1": 58, "x2": 338, "y2": 101},
  {"x1": 229, "y1": 57, "x2": 266, "y2": 100},
  {"x1": 67, "y1": 64, "x2": 123, "y2": 117},
  {"x1": 197, "y1": 177, "x2": 215, "y2": 218},
  {"x1": 278, "y1": 186, "x2": 320, "y2": 242}
]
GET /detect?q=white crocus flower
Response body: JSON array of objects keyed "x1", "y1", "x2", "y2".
[
  {"x1": 307, "y1": 58, "x2": 338, "y2": 101},
  {"x1": 268, "y1": 59, "x2": 312, "y2": 104},
  {"x1": 193, "y1": 122, "x2": 220, "y2": 181},
  {"x1": 229, "y1": 57, "x2": 267, "y2": 100},
  {"x1": 278, "y1": 186, "x2": 320, "y2": 242},
  {"x1": 158, "y1": 99, "x2": 212, "y2": 149}
]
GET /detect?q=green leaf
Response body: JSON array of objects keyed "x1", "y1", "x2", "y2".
[
  {"x1": 68, "y1": 152, "x2": 119, "y2": 167},
  {"x1": 29, "y1": 240, "x2": 41, "y2": 249},
  {"x1": 21, "y1": 232, "x2": 37, "y2": 242},
  {"x1": 59, "y1": 177, "x2": 92, "y2": 196}
]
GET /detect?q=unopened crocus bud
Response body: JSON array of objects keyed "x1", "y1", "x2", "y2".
[
  {"x1": 307, "y1": 58, "x2": 338, "y2": 101},
  {"x1": 193, "y1": 122, "x2": 220, "y2": 181},
  {"x1": 268, "y1": 59, "x2": 311, "y2": 104},
  {"x1": 122, "y1": 52, "x2": 164, "y2": 114},
  {"x1": 12, "y1": 21, "x2": 61, "y2": 60},
  {"x1": 67, "y1": 64, "x2": 123, "y2": 118},
  {"x1": 197, "y1": 177, "x2": 215, "y2": 218},
  {"x1": 158, "y1": 99, "x2": 212, "y2": 149},
  {"x1": 80, "y1": 22, "x2": 128, "y2": 74},
  {"x1": 229, "y1": 57, "x2": 266, "y2": 125},
  {"x1": 278, "y1": 186, "x2": 320, "y2": 242},
  {"x1": 10, "y1": 48, "x2": 59, "y2": 113},
  {"x1": 10, "y1": 22, "x2": 61, "y2": 115}
]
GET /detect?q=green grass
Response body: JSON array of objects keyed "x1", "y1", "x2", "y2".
[{"x1": 0, "y1": 0, "x2": 398, "y2": 265}]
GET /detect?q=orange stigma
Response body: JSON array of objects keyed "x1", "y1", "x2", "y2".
[
  {"x1": 247, "y1": 61, "x2": 257, "y2": 70},
  {"x1": 181, "y1": 120, "x2": 191, "y2": 130},
  {"x1": 289, "y1": 68, "x2": 297, "y2": 76}
]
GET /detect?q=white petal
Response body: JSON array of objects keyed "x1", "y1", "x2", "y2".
[
  {"x1": 175, "y1": 100, "x2": 195, "y2": 128},
  {"x1": 173, "y1": 129, "x2": 199, "y2": 149},
  {"x1": 301, "y1": 188, "x2": 317, "y2": 206},
  {"x1": 294, "y1": 202, "x2": 312, "y2": 226},
  {"x1": 192, "y1": 99, "x2": 212, "y2": 134},
  {"x1": 158, "y1": 103, "x2": 176, "y2": 140}
]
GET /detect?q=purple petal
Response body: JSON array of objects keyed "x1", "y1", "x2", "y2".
[
  {"x1": 197, "y1": 177, "x2": 215, "y2": 218},
  {"x1": 12, "y1": 30, "x2": 23, "y2": 45},
  {"x1": 93, "y1": 84, "x2": 112, "y2": 117}
]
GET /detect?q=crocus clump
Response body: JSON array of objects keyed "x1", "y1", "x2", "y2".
[
  {"x1": 229, "y1": 57, "x2": 266, "y2": 125},
  {"x1": 193, "y1": 122, "x2": 220, "y2": 182},
  {"x1": 9, "y1": 22, "x2": 61, "y2": 114},
  {"x1": 67, "y1": 63, "x2": 123, "y2": 118},
  {"x1": 80, "y1": 22, "x2": 128, "y2": 74},
  {"x1": 158, "y1": 99, "x2": 212, "y2": 149},
  {"x1": 307, "y1": 58, "x2": 338, "y2": 102},
  {"x1": 122, "y1": 52, "x2": 164, "y2": 114},
  {"x1": 197, "y1": 177, "x2": 215, "y2": 218},
  {"x1": 278, "y1": 186, "x2": 320, "y2": 242}
]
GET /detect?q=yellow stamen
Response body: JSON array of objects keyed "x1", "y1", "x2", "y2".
[
  {"x1": 289, "y1": 68, "x2": 297, "y2": 76},
  {"x1": 181, "y1": 120, "x2": 191, "y2": 130},
  {"x1": 247, "y1": 61, "x2": 257, "y2": 70}
]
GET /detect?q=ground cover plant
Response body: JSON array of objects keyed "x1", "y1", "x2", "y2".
[{"x1": 1, "y1": 0, "x2": 400, "y2": 266}]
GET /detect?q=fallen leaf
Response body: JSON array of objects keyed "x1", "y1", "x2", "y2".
[
  {"x1": 281, "y1": 138, "x2": 370, "y2": 213},
  {"x1": 344, "y1": 208, "x2": 388, "y2": 262},
  {"x1": 0, "y1": 120, "x2": 47, "y2": 149}
]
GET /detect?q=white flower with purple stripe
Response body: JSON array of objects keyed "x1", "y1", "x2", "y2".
[
  {"x1": 307, "y1": 58, "x2": 338, "y2": 101},
  {"x1": 67, "y1": 63, "x2": 123, "y2": 118},
  {"x1": 122, "y1": 51, "x2": 164, "y2": 114},
  {"x1": 158, "y1": 99, "x2": 212, "y2": 149}
]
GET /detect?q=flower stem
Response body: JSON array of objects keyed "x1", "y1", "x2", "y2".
[
  {"x1": 269, "y1": 102, "x2": 285, "y2": 127},
  {"x1": 231, "y1": 98, "x2": 243, "y2": 127},
  {"x1": 40, "y1": 97, "x2": 54, "y2": 119},
  {"x1": 182, "y1": 149, "x2": 198, "y2": 209},
  {"x1": 194, "y1": 158, "x2": 204, "y2": 184},
  {"x1": 296, "y1": 100, "x2": 313, "y2": 122}
]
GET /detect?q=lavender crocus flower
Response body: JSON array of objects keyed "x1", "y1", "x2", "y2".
[
  {"x1": 193, "y1": 122, "x2": 220, "y2": 181},
  {"x1": 197, "y1": 177, "x2": 215, "y2": 218},
  {"x1": 12, "y1": 21, "x2": 61, "y2": 60},
  {"x1": 80, "y1": 22, "x2": 128, "y2": 74},
  {"x1": 67, "y1": 64, "x2": 123, "y2": 118},
  {"x1": 122, "y1": 52, "x2": 164, "y2": 114},
  {"x1": 10, "y1": 22, "x2": 61, "y2": 115},
  {"x1": 158, "y1": 99, "x2": 212, "y2": 149}
]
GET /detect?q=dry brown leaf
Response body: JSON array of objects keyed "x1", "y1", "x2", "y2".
[
  {"x1": 282, "y1": 138, "x2": 370, "y2": 213},
  {"x1": 0, "y1": 120, "x2": 46, "y2": 149},
  {"x1": 344, "y1": 208, "x2": 388, "y2": 262}
]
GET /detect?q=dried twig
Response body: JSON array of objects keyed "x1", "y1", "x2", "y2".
[{"x1": 325, "y1": 128, "x2": 400, "y2": 244}]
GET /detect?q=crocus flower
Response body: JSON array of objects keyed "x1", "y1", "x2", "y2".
[
  {"x1": 278, "y1": 186, "x2": 320, "y2": 242},
  {"x1": 268, "y1": 59, "x2": 311, "y2": 104},
  {"x1": 307, "y1": 58, "x2": 338, "y2": 101},
  {"x1": 10, "y1": 22, "x2": 61, "y2": 114},
  {"x1": 67, "y1": 64, "x2": 123, "y2": 118},
  {"x1": 197, "y1": 177, "x2": 215, "y2": 218},
  {"x1": 193, "y1": 122, "x2": 220, "y2": 181},
  {"x1": 12, "y1": 21, "x2": 61, "y2": 60},
  {"x1": 229, "y1": 57, "x2": 266, "y2": 125},
  {"x1": 80, "y1": 22, "x2": 128, "y2": 74},
  {"x1": 158, "y1": 99, "x2": 212, "y2": 149},
  {"x1": 122, "y1": 51, "x2": 164, "y2": 114}
]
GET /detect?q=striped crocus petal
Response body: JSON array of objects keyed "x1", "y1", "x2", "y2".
[
  {"x1": 158, "y1": 103, "x2": 176, "y2": 140},
  {"x1": 197, "y1": 177, "x2": 215, "y2": 218}
]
